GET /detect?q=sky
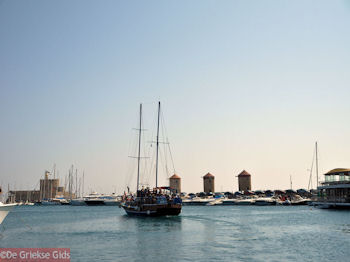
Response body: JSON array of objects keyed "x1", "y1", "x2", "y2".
[{"x1": 1, "y1": 0, "x2": 350, "y2": 195}]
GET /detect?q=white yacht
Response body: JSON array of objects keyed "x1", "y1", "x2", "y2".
[
  {"x1": 84, "y1": 192, "x2": 106, "y2": 206},
  {"x1": 182, "y1": 197, "x2": 215, "y2": 206},
  {"x1": 70, "y1": 193, "x2": 121, "y2": 206},
  {"x1": 234, "y1": 198, "x2": 255, "y2": 205}
]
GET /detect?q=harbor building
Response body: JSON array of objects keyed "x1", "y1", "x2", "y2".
[
  {"x1": 169, "y1": 174, "x2": 181, "y2": 193},
  {"x1": 8, "y1": 171, "x2": 70, "y2": 203},
  {"x1": 40, "y1": 171, "x2": 60, "y2": 199},
  {"x1": 237, "y1": 170, "x2": 252, "y2": 192},
  {"x1": 8, "y1": 190, "x2": 40, "y2": 203},
  {"x1": 203, "y1": 173, "x2": 215, "y2": 193}
]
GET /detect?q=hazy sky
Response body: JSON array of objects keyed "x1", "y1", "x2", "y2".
[{"x1": 1, "y1": 0, "x2": 350, "y2": 194}]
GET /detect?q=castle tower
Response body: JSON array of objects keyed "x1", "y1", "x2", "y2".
[
  {"x1": 40, "y1": 171, "x2": 60, "y2": 200},
  {"x1": 237, "y1": 170, "x2": 251, "y2": 192},
  {"x1": 169, "y1": 174, "x2": 181, "y2": 194},
  {"x1": 203, "y1": 173, "x2": 215, "y2": 193}
]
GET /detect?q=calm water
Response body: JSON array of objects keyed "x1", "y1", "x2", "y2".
[{"x1": 1, "y1": 205, "x2": 349, "y2": 262}]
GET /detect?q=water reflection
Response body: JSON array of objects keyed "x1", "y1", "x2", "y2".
[
  {"x1": 341, "y1": 224, "x2": 350, "y2": 234},
  {"x1": 126, "y1": 216, "x2": 183, "y2": 261},
  {"x1": 134, "y1": 216, "x2": 183, "y2": 232}
]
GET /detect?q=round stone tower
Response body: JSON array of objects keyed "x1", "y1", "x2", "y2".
[
  {"x1": 237, "y1": 170, "x2": 251, "y2": 192},
  {"x1": 169, "y1": 174, "x2": 181, "y2": 194},
  {"x1": 203, "y1": 173, "x2": 215, "y2": 193}
]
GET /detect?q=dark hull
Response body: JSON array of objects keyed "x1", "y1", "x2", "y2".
[
  {"x1": 291, "y1": 200, "x2": 310, "y2": 206},
  {"x1": 313, "y1": 202, "x2": 350, "y2": 209},
  {"x1": 85, "y1": 200, "x2": 105, "y2": 206},
  {"x1": 122, "y1": 204, "x2": 181, "y2": 217},
  {"x1": 254, "y1": 201, "x2": 276, "y2": 206}
]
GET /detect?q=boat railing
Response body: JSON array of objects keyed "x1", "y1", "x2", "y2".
[
  {"x1": 321, "y1": 180, "x2": 350, "y2": 186},
  {"x1": 317, "y1": 196, "x2": 350, "y2": 203},
  {"x1": 129, "y1": 195, "x2": 181, "y2": 205}
]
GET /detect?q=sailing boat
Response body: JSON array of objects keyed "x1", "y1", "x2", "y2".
[
  {"x1": 121, "y1": 102, "x2": 182, "y2": 216},
  {"x1": 0, "y1": 187, "x2": 17, "y2": 225}
]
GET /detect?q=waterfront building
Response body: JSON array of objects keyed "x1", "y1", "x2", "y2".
[
  {"x1": 203, "y1": 173, "x2": 215, "y2": 193},
  {"x1": 8, "y1": 171, "x2": 70, "y2": 203},
  {"x1": 237, "y1": 170, "x2": 252, "y2": 192},
  {"x1": 315, "y1": 168, "x2": 350, "y2": 209},
  {"x1": 40, "y1": 171, "x2": 60, "y2": 199},
  {"x1": 8, "y1": 190, "x2": 40, "y2": 203},
  {"x1": 169, "y1": 174, "x2": 181, "y2": 193}
]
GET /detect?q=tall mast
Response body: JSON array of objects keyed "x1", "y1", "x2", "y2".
[
  {"x1": 75, "y1": 169, "x2": 78, "y2": 198},
  {"x1": 82, "y1": 171, "x2": 85, "y2": 198},
  {"x1": 136, "y1": 104, "x2": 142, "y2": 192},
  {"x1": 155, "y1": 101, "x2": 160, "y2": 188},
  {"x1": 69, "y1": 165, "x2": 73, "y2": 201},
  {"x1": 315, "y1": 141, "x2": 319, "y2": 187}
]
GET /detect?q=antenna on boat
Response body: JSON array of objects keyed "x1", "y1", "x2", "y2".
[
  {"x1": 155, "y1": 101, "x2": 160, "y2": 188},
  {"x1": 136, "y1": 103, "x2": 142, "y2": 192}
]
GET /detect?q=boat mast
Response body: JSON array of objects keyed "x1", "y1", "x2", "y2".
[
  {"x1": 136, "y1": 103, "x2": 142, "y2": 192},
  {"x1": 75, "y1": 169, "x2": 78, "y2": 198},
  {"x1": 155, "y1": 101, "x2": 160, "y2": 188},
  {"x1": 315, "y1": 141, "x2": 319, "y2": 187},
  {"x1": 82, "y1": 171, "x2": 85, "y2": 197}
]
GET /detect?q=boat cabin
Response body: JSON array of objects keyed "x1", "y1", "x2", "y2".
[{"x1": 318, "y1": 168, "x2": 350, "y2": 205}]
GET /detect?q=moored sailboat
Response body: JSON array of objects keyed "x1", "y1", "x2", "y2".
[{"x1": 121, "y1": 102, "x2": 182, "y2": 216}]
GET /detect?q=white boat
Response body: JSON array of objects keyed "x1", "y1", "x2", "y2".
[
  {"x1": 0, "y1": 202, "x2": 17, "y2": 225},
  {"x1": 84, "y1": 192, "x2": 105, "y2": 206},
  {"x1": 291, "y1": 196, "x2": 310, "y2": 205},
  {"x1": 234, "y1": 198, "x2": 255, "y2": 205},
  {"x1": 206, "y1": 198, "x2": 223, "y2": 206},
  {"x1": 70, "y1": 193, "x2": 121, "y2": 206},
  {"x1": 182, "y1": 197, "x2": 215, "y2": 206}
]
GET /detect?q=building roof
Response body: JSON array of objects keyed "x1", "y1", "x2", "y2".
[
  {"x1": 169, "y1": 174, "x2": 181, "y2": 179},
  {"x1": 203, "y1": 173, "x2": 214, "y2": 178},
  {"x1": 325, "y1": 168, "x2": 350, "y2": 175},
  {"x1": 238, "y1": 170, "x2": 251, "y2": 177}
]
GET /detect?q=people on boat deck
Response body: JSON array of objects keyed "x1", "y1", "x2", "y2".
[{"x1": 122, "y1": 186, "x2": 181, "y2": 205}]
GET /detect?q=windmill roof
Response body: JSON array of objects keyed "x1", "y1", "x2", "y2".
[
  {"x1": 169, "y1": 174, "x2": 181, "y2": 179},
  {"x1": 238, "y1": 170, "x2": 251, "y2": 177},
  {"x1": 203, "y1": 173, "x2": 214, "y2": 178}
]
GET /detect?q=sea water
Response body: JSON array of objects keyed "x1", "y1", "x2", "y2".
[{"x1": 0, "y1": 205, "x2": 349, "y2": 262}]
